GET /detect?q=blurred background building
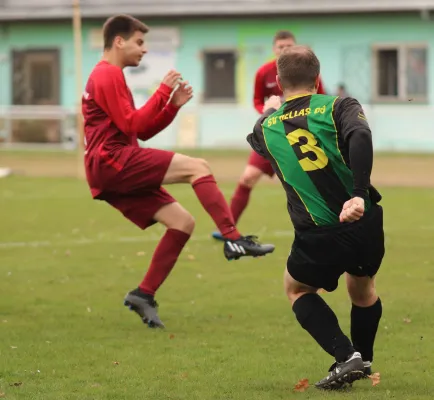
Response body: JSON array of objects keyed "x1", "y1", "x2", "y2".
[{"x1": 0, "y1": 0, "x2": 433, "y2": 151}]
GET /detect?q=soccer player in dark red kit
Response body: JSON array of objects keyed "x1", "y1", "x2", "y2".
[
  {"x1": 212, "y1": 30, "x2": 326, "y2": 241},
  {"x1": 82, "y1": 15, "x2": 274, "y2": 328}
]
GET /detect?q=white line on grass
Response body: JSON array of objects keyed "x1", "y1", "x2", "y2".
[{"x1": 0, "y1": 230, "x2": 294, "y2": 249}]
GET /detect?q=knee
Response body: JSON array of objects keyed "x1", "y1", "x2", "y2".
[
  {"x1": 239, "y1": 168, "x2": 262, "y2": 188},
  {"x1": 192, "y1": 158, "x2": 212, "y2": 177},
  {"x1": 284, "y1": 269, "x2": 316, "y2": 305},
  {"x1": 179, "y1": 213, "x2": 196, "y2": 235},
  {"x1": 348, "y1": 284, "x2": 377, "y2": 307},
  {"x1": 165, "y1": 210, "x2": 195, "y2": 235}
]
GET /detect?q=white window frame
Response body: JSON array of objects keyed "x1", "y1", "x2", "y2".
[{"x1": 372, "y1": 42, "x2": 428, "y2": 103}]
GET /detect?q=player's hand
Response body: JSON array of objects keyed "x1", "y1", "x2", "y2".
[
  {"x1": 263, "y1": 95, "x2": 281, "y2": 112},
  {"x1": 339, "y1": 197, "x2": 365, "y2": 223},
  {"x1": 171, "y1": 81, "x2": 193, "y2": 107},
  {"x1": 162, "y1": 70, "x2": 182, "y2": 89}
]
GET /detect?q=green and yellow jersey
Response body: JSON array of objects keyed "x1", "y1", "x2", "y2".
[{"x1": 247, "y1": 94, "x2": 381, "y2": 231}]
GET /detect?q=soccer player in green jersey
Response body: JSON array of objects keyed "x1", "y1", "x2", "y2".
[{"x1": 247, "y1": 45, "x2": 385, "y2": 390}]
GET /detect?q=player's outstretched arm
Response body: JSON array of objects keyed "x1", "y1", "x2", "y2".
[
  {"x1": 94, "y1": 67, "x2": 180, "y2": 136},
  {"x1": 137, "y1": 81, "x2": 193, "y2": 141}
]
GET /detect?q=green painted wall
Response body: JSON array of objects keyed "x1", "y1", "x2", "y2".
[{"x1": 0, "y1": 13, "x2": 433, "y2": 149}]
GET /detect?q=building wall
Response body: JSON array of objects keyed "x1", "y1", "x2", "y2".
[{"x1": 0, "y1": 13, "x2": 433, "y2": 150}]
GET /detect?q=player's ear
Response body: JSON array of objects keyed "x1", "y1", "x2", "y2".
[
  {"x1": 114, "y1": 36, "x2": 125, "y2": 49},
  {"x1": 314, "y1": 75, "x2": 320, "y2": 92},
  {"x1": 276, "y1": 75, "x2": 283, "y2": 92}
]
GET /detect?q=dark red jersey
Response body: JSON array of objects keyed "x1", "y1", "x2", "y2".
[{"x1": 82, "y1": 61, "x2": 179, "y2": 198}]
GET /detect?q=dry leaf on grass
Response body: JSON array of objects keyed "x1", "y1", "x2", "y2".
[
  {"x1": 113, "y1": 361, "x2": 119, "y2": 365},
  {"x1": 293, "y1": 378, "x2": 309, "y2": 392},
  {"x1": 403, "y1": 318, "x2": 411, "y2": 323},
  {"x1": 90, "y1": 383, "x2": 101, "y2": 388},
  {"x1": 169, "y1": 334, "x2": 175, "y2": 339},
  {"x1": 187, "y1": 255, "x2": 195, "y2": 261},
  {"x1": 0, "y1": 393, "x2": 6, "y2": 398},
  {"x1": 136, "y1": 251, "x2": 145, "y2": 256},
  {"x1": 368, "y1": 372, "x2": 380, "y2": 386}
]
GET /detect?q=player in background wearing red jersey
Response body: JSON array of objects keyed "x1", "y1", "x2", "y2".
[
  {"x1": 212, "y1": 30, "x2": 326, "y2": 241},
  {"x1": 82, "y1": 15, "x2": 274, "y2": 328}
]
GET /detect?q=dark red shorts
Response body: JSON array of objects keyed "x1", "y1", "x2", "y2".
[
  {"x1": 96, "y1": 147, "x2": 176, "y2": 229},
  {"x1": 247, "y1": 150, "x2": 275, "y2": 177}
]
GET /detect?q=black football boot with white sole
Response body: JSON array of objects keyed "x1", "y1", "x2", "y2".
[
  {"x1": 315, "y1": 352, "x2": 365, "y2": 390},
  {"x1": 223, "y1": 235, "x2": 275, "y2": 260}
]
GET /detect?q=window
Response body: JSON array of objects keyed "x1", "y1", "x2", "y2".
[
  {"x1": 12, "y1": 49, "x2": 60, "y2": 106},
  {"x1": 373, "y1": 44, "x2": 428, "y2": 102},
  {"x1": 10, "y1": 49, "x2": 61, "y2": 144},
  {"x1": 203, "y1": 50, "x2": 236, "y2": 102}
]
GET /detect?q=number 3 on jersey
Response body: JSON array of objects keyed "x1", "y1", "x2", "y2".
[{"x1": 286, "y1": 129, "x2": 328, "y2": 172}]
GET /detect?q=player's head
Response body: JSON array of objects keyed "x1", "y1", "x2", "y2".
[
  {"x1": 103, "y1": 14, "x2": 149, "y2": 67},
  {"x1": 276, "y1": 45, "x2": 320, "y2": 93},
  {"x1": 272, "y1": 30, "x2": 296, "y2": 57}
]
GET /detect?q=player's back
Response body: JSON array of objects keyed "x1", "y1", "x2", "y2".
[
  {"x1": 261, "y1": 94, "x2": 369, "y2": 230},
  {"x1": 82, "y1": 61, "x2": 138, "y2": 161}
]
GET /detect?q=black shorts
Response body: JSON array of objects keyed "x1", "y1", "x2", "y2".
[{"x1": 287, "y1": 205, "x2": 385, "y2": 292}]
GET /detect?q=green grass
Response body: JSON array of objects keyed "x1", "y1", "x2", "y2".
[{"x1": 1, "y1": 177, "x2": 434, "y2": 399}]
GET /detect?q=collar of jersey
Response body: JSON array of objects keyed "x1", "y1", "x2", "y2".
[{"x1": 285, "y1": 93, "x2": 311, "y2": 102}]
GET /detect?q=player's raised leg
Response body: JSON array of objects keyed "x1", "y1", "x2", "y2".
[
  {"x1": 163, "y1": 153, "x2": 275, "y2": 260},
  {"x1": 212, "y1": 151, "x2": 274, "y2": 241},
  {"x1": 284, "y1": 269, "x2": 364, "y2": 390},
  {"x1": 346, "y1": 274, "x2": 382, "y2": 377},
  {"x1": 123, "y1": 200, "x2": 195, "y2": 328}
]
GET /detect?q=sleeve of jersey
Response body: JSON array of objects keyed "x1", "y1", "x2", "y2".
[
  {"x1": 136, "y1": 103, "x2": 180, "y2": 141},
  {"x1": 246, "y1": 108, "x2": 277, "y2": 156},
  {"x1": 335, "y1": 98, "x2": 373, "y2": 199},
  {"x1": 253, "y1": 68, "x2": 265, "y2": 114},
  {"x1": 94, "y1": 67, "x2": 177, "y2": 139}
]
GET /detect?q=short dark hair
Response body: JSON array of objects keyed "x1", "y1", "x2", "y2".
[
  {"x1": 273, "y1": 30, "x2": 295, "y2": 44},
  {"x1": 103, "y1": 14, "x2": 149, "y2": 50},
  {"x1": 277, "y1": 45, "x2": 320, "y2": 91}
]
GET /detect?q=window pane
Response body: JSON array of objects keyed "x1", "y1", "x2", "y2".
[
  {"x1": 31, "y1": 62, "x2": 53, "y2": 103},
  {"x1": 204, "y1": 51, "x2": 236, "y2": 101},
  {"x1": 377, "y1": 49, "x2": 398, "y2": 96},
  {"x1": 12, "y1": 50, "x2": 60, "y2": 105},
  {"x1": 406, "y1": 47, "x2": 427, "y2": 98}
]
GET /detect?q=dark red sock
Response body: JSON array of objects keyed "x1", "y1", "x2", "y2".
[
  {"x1": 192, "y1": 175, "x2": 241, "y2": 240},
  {"x1": 230, "y1": 183, "x2": 252, "y2": 224},
  {"x1": 139, "y1": 229, "x2": 190, "y2": 296}
]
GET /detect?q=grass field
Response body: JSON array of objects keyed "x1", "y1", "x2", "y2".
[{"x1": 1, "y1": 152, "x2": 434, "y2": 399}]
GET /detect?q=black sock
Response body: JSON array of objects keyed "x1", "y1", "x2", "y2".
[
  {"x1": 351, "y1": 298, "x2": 382, "y2": 363},
  {"x1": 293, "y1": 293, "x2": 354, "y2": 362}
]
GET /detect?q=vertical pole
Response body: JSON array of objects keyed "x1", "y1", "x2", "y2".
[{"x1": 72, "y1": 0, "x2": 85, "y2": 178}]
